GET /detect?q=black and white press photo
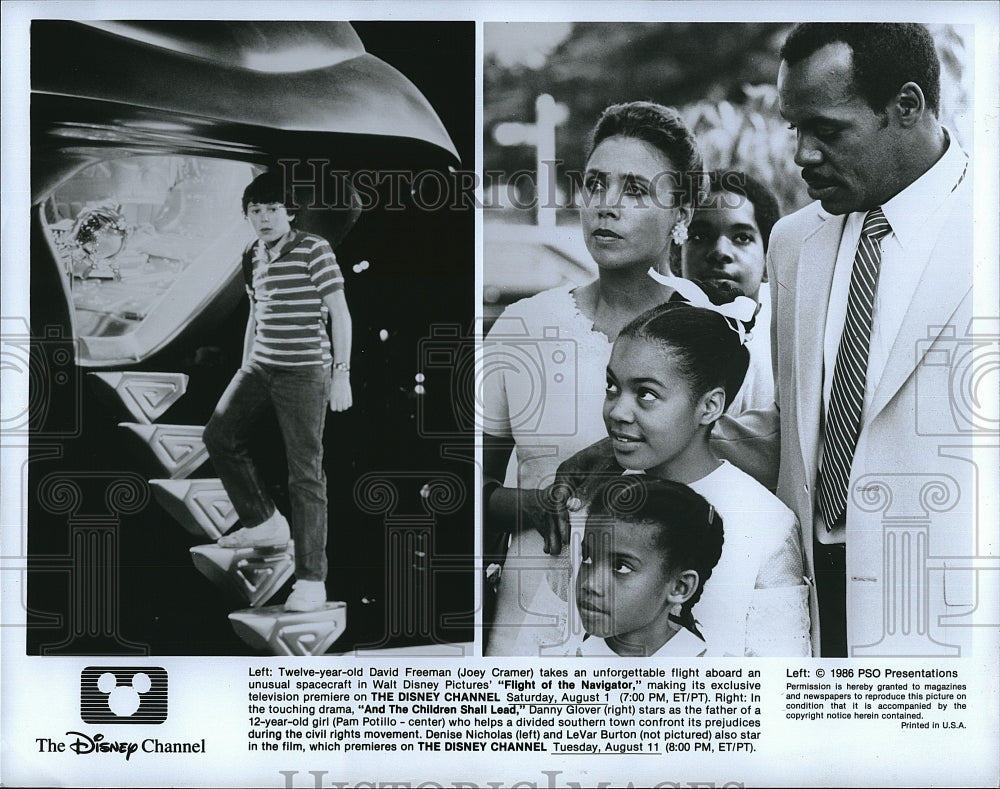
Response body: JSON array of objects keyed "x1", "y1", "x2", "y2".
[
  {"x1": 21, "y1": 19, "x2": 475, "y2": 657},
  {"x1": 480, "y1": 20, "x2": 994, "y2": 661},
  {"x1": 2, "y1": 4, "x2": 997, "y2": 789}
]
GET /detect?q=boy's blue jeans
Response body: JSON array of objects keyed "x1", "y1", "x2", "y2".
[{"x1": 204, "y1": 361, "x2": 330, "y2": 582}]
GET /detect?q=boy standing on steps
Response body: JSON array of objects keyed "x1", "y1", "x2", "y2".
[{"x1": 204, "y1": 170, "x2": 353, "y2": 612}]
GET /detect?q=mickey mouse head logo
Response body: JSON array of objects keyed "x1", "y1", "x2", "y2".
[
  {"x1": 81, "y1": 666, "x2": 168, "y2": 724},
  {"x1": 98, "y1": 671, "x2": 151, "y2": 717}
]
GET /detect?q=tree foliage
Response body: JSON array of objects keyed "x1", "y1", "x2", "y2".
[
  {"x1": 485, "y1": 23, "x2": 792, "y2": 196},
  {"x1": 486, "y1": 22, "x2": 971, "y2": 218}
]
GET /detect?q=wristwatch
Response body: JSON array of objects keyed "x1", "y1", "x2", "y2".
[{"x1": 332, "y1": 362, "x2": 350, "y2": 372}]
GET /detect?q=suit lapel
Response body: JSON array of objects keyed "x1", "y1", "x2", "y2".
[
  {"x1": 794, "y1": 210, "x2": 845, "y2": 480},
  {"x1": 867, "y1": 180, "x2": 974, "y2": 421}
]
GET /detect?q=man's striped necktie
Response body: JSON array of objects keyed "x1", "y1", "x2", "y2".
[{"x1": 818, "y1": 207, "x2": 892, "y2": 528}]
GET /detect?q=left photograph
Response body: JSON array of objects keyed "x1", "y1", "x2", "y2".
[{"x1": 25, "y1": 20, "x2": 475, "y2": 656}]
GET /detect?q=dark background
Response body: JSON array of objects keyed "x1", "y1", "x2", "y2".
[{"x1": 27, "y1": 21, "x2": 475, "y2": 655}]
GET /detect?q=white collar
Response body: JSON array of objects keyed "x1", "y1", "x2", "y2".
[
  {"x1": 577, "y1": 626, "x2": 710, "y2": 657},
  {"x1": 873, "y1": 129, "x2": 967, "y2": 250},
  {"x1": 814, "y1": 128, "x2": 968, "y2": 243},
  {"x1": 257, "y1": 229, "x2": 297, "y2": 263}
]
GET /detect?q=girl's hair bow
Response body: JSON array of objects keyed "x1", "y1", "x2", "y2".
[{"x1": 647, "y1": 268, "x2": 759, "y2": 346}]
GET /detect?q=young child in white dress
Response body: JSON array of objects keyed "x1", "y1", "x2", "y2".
[{"x1": 566, "y1": 475, "x2": 724, "y2": 657}]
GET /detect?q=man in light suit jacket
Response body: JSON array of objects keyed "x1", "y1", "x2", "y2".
[{"x1": 729, "y1": 23, "x2": 984, "y2": 657}]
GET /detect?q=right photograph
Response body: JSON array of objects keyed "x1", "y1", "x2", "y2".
[{"x1": 480, "y1": 22, "x2": 990, "y2": 659}]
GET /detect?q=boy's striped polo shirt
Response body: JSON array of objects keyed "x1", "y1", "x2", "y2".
[{"x1": 248, "y1": 231, "x2": 345, "y2": 367}]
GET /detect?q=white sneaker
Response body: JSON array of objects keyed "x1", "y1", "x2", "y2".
[
  {"x1": 285, "y1": 580, "x2": 327, "y2": 612},
  {"x1": 217, "y1": 510, "x2": 290, "y2": 550}
]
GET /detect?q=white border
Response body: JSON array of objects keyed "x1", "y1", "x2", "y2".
[{"x1": 3, "y1": 3, "x2": 999, "y2": 788}]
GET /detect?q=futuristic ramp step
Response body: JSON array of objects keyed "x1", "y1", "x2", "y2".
[
  {"x1": 150, "y1": 478, "x2": 236, "y2": 540},
  {"x1": 229, "y1": 603, "x2": 347, "y2": 656},
  {"x1": 89, "y1": 371, "x2": 189, "y2": 424},
  {"x1": 190, "y1": 542, "x2": 295, "y2": 608},
  {"x1": 118, "y1": 423, "x2": 208, "y2": 479}
]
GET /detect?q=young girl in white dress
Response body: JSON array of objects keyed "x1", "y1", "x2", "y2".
[
  {"x1": 559, "y1": 284, "x2": 811, "y2": 656},
  {"x1": 565, "y1": 475, "x2": 724, "y2": 657}
]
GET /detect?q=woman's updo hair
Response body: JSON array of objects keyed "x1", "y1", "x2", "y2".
[
  {"x1": 587, "y1": 475, "x2": 724, "y2": 639},
  {"x1": 618, "y1": 280, "x2": 753, "y2": 412},
  {"x1": 588, "y1": 101, "x2": 703, "y2": 203}
]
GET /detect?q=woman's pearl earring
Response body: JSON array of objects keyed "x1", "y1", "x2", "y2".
[{"x1": 671, "y1": 222, "x2": 688, "y2": 246}]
